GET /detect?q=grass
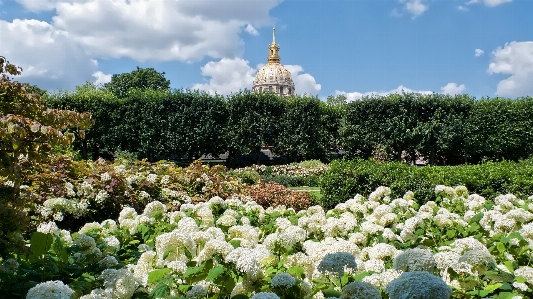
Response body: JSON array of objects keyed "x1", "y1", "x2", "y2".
[{"x1": 289, "y1": 186, "x2": 322, "y2": 203}]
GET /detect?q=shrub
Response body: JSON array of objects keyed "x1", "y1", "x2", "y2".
[
  {"x1": 243, "y1": 182, "x2": 312, "y2": 211},
  {"x1": 319, "y1": 159, "x2": 533, "y2": 209}
]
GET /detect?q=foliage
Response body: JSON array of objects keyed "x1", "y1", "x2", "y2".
[
  {"x1": 2, "y1": 185, "x2": 533, "y2": 299},
  {"x1": 319, "y1": 159, "x2": 533, "y2": 209},
  {"x1": 27, "y1": 158, "x2": 246, "y2": 231},
  {"x1": 104, "y1": 66, "x2": 171, "y2": 98},
  {"x1": 0, "y1": 56, "x2": 92, "y2": 256},
  {"x1": 244, "y1": 182, "x2": 313, "y2": 211}
]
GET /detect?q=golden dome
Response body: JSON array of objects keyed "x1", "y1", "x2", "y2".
[{"x1": 252, "y1": 28, "x2": 295, "y2": 96}]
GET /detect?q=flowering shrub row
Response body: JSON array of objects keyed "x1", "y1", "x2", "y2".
[
  {"x1": 233, "y1": 161, "x2": 328, "y2": 187},
  {"x1": 25, "y1": 157, "x2": 245, "y2": 230},
  {"x1": 2, "y1": 185, "x2": 532, "y2": 298},
  {"x1": 320, "y1": 159, "x2": 533, "y2": 209}
]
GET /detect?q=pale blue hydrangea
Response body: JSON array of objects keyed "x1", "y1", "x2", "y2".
[
  {"x1": 271, "y1": 272, "x2": 296, "y2": 289},
  {"x1": 386, "y1": 271, "x2": 452, "y2": 299},
  {"x1": 317, "y1": 252, "x2": 358, "y2": 277},
  {"x1": 250, "y1": 292, "x2": 281, "y2": 299},
  {"x1": 339, "y1": 281, "x2": 381, "y2": 299}
]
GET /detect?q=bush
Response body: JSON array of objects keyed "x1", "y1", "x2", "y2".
[
  {"x1": 319, "y1": 159, "x2": 533, "y2": 209},
  {"x1": 243, "y1": 182, "x2": 312, "y2": 211},
  {"x1": 231, "y1": 169, "x2": 261, "y2": 185}
]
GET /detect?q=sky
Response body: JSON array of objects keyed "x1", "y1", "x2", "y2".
[{"x1": 1, "y1": 0, "x2": 532, "y2": 101}]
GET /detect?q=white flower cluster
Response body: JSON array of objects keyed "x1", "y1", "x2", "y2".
[{"x1": 26, "y1": 280, "x2": 74, "y2": 299}]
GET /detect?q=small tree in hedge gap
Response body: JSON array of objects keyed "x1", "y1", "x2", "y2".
[{"x1": 0, "y1": 56, "x2": 93, "y2": 256}]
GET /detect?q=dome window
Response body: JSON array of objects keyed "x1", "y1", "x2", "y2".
[
  {"x1": 280, "y1": 86, "x2": 283, "y2": 94},
  {"x1": 269, "y1": 86, "x2": 273, "y2": 92}
]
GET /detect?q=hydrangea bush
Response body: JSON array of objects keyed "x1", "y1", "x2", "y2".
[{"x1": 1, "y1": 185, "x2": 532, "y2": 299}]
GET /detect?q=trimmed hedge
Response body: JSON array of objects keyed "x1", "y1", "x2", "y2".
[{"x1": 319, "y1": 159, "x2": 533, "y2": 209}]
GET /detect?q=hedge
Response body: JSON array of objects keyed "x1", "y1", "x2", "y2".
[{"x1": 319, "y1": 159, "x2": 533, "y2": 209}]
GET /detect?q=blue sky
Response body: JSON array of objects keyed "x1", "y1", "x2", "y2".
[{"x1": 1, "y1": 0, "x2": 532, "y2": 101}]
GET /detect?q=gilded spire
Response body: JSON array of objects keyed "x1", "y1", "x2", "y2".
[{"x1": 268, "y1": 27, "x2": 280, "y2": 64}]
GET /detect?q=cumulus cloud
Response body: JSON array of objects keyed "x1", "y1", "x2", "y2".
[
  {"x1": 488, "y1": 41, "x2": 533, "y2": 97},
  {"x1": 457, "y1": 5, "x2": 469, "y2": 11},
  {"x1": 245, "y1": 24, "x2": 259, "y2": 35},
  {"x1": 335, "y1": 85, "x2": 433, "y2": 102},
  {"x1": 4, "y1": 0, "x2": 282, "y2": 90},
  {"x1": 192, "y1": 58, "x2": 257, "y2": 95},
  {"x1": 0, "y1": 18, "x2": 98, "y2": 90},
  {"x1": 92, "y1": 71, "x2": 112, "y2": 85},
  {"x1": 399, "y1": 0, "x2": 428, "y2": 18},
  {"x1": 15, "y1": 0, "x2": 58, "y2": 12},
  {"x1": 49, "y1": 0, "x2": 279, "y2": 61},
  {"x1": 285, "y1": 65, "x2": 321, "y2": 95},
  {"x1": 466, "y1": 0, "x2": 512, "y2": 7},
  {"x1": 475, "y1": 49, "x2": 484, "y2": 57},
  {"x1": 441, "y1": 83, "x2": 466, "y2": 95},
  {"x1": 192, "y1": 59, "x2": 321, "y2": 96}
]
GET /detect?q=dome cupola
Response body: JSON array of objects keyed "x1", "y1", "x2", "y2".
[{"x1": 252, "y1": 28, "x2": 295, "y2": 96}]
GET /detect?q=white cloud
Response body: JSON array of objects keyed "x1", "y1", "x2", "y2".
[
  {"x1": 335, "y1": 85, "x2": 433, "y2": 102},
  {"x1": 47, "y1": 0, "x2": 280, "y2": 62},
  {"x1": 0, "y1": 18, "x2": 98, "y2": 90},
  {"x1": 399, "y1": 0, "x2": 428, "y2": 18},
  {"x1": 285, "y1": 65, "x2": 321, "y2": 95},
  {"x1": 192, "y1": 59, "x2": 321, "y2": 96},
  {"x1": 466, "y1": 0, "x2": 512, "y2": 7},
  {"x1": 92, "y1": 71, "x2": 112, "y2": 85},
  {"x1": 16, "y1": 0, "x2": 58, "y2": 12},
  {"x1": 457, "y1": 5, "x2": 469, "y2": 11},
  {"x1": 192, "y1": 58, "x2": 257, "y2": 95},
  {"x1": 475, "y1": 49, "x2": 484, "y2": 57},
  {"x1": 4, "y1": 0, "x2": 282, "y2": 90},
  {"x1": 488, "y1": 41, "x2": 533, "y2": 97},
  {"x1": 441, "y1": 83, "x2": 466, "y2": 95},
  {"x1": 245, "y1": 24, "x2": 259, "y2": 35}
]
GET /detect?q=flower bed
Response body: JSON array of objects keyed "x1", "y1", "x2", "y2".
[{"x1": 2, "y1": 185, "x2": 532, "y2": 298}]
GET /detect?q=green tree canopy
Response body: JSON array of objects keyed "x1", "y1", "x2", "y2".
[{"x1": 104, "y1": 66, "x2": 171, "y2": 98}]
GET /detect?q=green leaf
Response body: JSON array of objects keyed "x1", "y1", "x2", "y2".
[
  {"x1": 446, "y1": 229, "x2": 456, "y2": 238},
  {"x1": 496, "y1": 242, "x2": 506, "y2": 253},
  {"x1": 483, "y1": 283, "x2": 503, "y2": 292},
  {"x1": 287, "y1": 266, "x2": 305, "y2": 279},
  {"x1": 323, "y1": 288, "x2": 342, "y2": 298},
  {"x1": 229, "y1": 239, "x2": 241, "y2": 248},
  {"x1": 30, "y1": 232, "x2": 54, "y2": 257},
  {"x1": 231, "y1": 295, "x2": 248, "y2": 299},
  {"x1": 470, "y1": 212, "x2": 483, "y2": 223},
  {"x1": 504, "y1": 261, "x2": 514, "y2": 273},
  {"x1": 147, "y1": 268, "x2": 172, "y2": 284},
  {"x1": 150, "y1": 282, "x2": 170, "y2": 298},
  {"x1": 206, "y1": 266, "x2": 225, "y2": 281}
]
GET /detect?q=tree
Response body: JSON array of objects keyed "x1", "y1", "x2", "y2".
[
  {"x1": 104, "y1": 66, "x2": 171, "y2": 98},
  {"x1": 0, "y1": 56, "x2": 92, "y2": 255}
]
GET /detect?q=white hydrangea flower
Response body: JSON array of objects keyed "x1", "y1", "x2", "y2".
[
  {"x1": 104, "y1": 236, "x2": 120, "y2": 250},
  {"x1": 216, "y1": 214, "x2": 237, "y2": 227},
  {"x1": 0, "y1": 258, "x2": 19, "y2": 274},
  {"x1": 97, "y1": 256, "x2": 119, "y2": 268},
  {"x1": 393, "y1": 248, "x2": 436, "y2": 272},
  {"x1": 37, "y1": 221, "x2": 60, "y2": 236},
  {"x1": 514, "y1": 266, "x2": 533, "y2": 285},
  {"x1": 146, "y1": 173, "x2": 158, "y2": 184},
  {"x1": 99, "y1": 268, "x2": 137, "y2": 299},
  {"x1": 78, "y1": 222, "x2": 102, "y2": 234},
  {"x1": 94, "y1": 190, "x2": 109, "y2": 204},
  {"x1": 368, "y1": 186, "x2": 391, "y2": 202},
  {"x1": 26, "y1": 280, "x2": 74, "y2": 299},
  {"x1": 362, "y1": 269, "x2": 402, "y2": 289},
  {"x1": 142, "y1": 201, "x2": 167, "y2": 218}
]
